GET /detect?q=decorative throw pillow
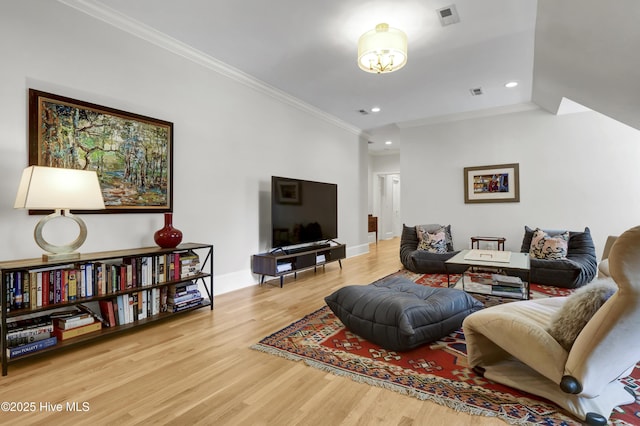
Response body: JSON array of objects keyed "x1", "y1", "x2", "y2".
[
  {"x1": 546, "y1": 279, "x2": 618, "y2": 351},
  {"x1": 529, "y1": 228, "x2": 569, "y2": 260},
  {"x1": 416, "y1": 224, "x2": 453, "y2": 251},
  {"x1": 417, "y1": 230, "x2": 447, "y2": 253}
]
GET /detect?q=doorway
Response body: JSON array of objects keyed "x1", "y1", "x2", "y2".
[{"x1": 374, "y1": 173, "x2": 401, "y2": 240}]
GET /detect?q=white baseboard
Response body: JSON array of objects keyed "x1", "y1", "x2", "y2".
[
  {"x1": 347, "y1": 243, "x2": 370, "y2": 258},
  {"x1": 213, "y1": 270, "x2": 257, "y2": 296}
]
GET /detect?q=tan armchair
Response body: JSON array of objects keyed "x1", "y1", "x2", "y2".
[
  {"x1": 597, "y1": 235, "x2": 618, "y2": 278},
  {"x1": 463, "y1": 226, "x2": 640, "y2": 425}
]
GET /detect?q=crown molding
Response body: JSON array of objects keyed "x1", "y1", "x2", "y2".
[
  {"x1": 396, "y1": 102, "x2": 541, "y2": 128},
  {"x1": 57, "y1": 0, "x2": 362, "y2": 136}
]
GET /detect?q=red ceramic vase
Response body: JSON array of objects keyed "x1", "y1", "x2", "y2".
[{"x1": 154, "y1": 213, "x2": 183, "y2": 248}]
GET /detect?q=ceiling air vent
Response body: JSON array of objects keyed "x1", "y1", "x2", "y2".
[
  {"x1": 437, "y1": 5, "x2": 460, "y2": 26},
  {"x1": 470, "y1": 87, "x2": 483, "y2": 96},
  {"x1": 358, "y1": 109, "x2": 369, "y2": 115}
]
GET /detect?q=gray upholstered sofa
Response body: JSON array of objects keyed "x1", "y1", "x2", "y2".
[
  {"x1": 400, "y1": 224, "x2": 466, "y2": 274},
  {"x1": 519, "y1": 226, "x2": 598, "y2": 289}
]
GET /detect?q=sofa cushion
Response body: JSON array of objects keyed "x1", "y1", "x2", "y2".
[
  {"x1": 529, "y1": 228, "x2": 569, "y2": 260},
  {"x1": 324, "y1": 275, "x2": 484, "y2": 351},
  {"x1": 547, "y1": 279, "x2": 617, "y2": 351}
]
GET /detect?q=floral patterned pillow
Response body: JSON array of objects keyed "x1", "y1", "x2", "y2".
[
  {"x1": 529, "y1": 228, "x2": 569, "y2": 260},
  {"x1": 417, "y1": 230, "x2": 447, "y2": 253}
]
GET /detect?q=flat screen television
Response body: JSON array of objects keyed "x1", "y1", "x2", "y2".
[{"x1": 271, "y1": 176, "x2": 338, "y2": 249}]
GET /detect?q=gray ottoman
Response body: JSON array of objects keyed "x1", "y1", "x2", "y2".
[{"x1": 324, "y1": 275, "x2": 483, "y2": 351}]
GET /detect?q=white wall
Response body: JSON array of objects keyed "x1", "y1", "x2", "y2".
[
  {"x1": 400, "y1": 107, "x2": 640, "y2": 257},
  {"x1": 0, "y1": 2, "x2": 369, "y2": 294}
]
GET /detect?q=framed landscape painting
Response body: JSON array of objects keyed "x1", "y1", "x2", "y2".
[
  {"x1": 464, "y1": 163, "x2": 520, "y2": 204},
  {"x1": 28, "y1": 89, "x2": 173, "y2": 213}
]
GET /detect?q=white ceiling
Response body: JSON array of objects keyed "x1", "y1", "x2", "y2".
[{"x1": 61, "y1": 0, "x2": 539, "y2": 153}]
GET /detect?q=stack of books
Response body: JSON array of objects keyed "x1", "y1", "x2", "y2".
[
  {"x1": 167, "y1": 282, "x2": 203, "y2": 313},
  {"x1": 6, "y1": 316, "x2": 57, "y2": 359},
  {"x1": 491, "y1": 274, "x2": 524, "y2": 297},
  {"x1": 51, "y1": 310, "x2": 102, "y2": 341},
  {"x1": 179, "y1": 250, "x2": 201, "y2": 279}
]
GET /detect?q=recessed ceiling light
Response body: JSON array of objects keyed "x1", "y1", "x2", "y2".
[
  {"x1": 505, "y1": 81, "x2": 518, "y2": 88},
  {"x1": 385, "y1": 141, "x2": 392, "y2": 145},
  {"x1": 371, "y1": 107, "x2": 381, "y2": 113}
]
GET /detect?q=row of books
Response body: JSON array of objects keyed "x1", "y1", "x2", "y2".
[
  {"x1": 6, "y1": 282, "x2": 205, "y2": 359},
  {"x1": 6, "y1": 309, "x2": 103, "y2": 359},
  {"x1": 5, "y1": 250, "x2": 201, "y2": 311}
]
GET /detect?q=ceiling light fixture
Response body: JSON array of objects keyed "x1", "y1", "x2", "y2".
[
  {"x1": 371, "y1": 107, "x2": 381, "y2": 112},
  {"x1": 385, "y1": 141, "x2": 393, "y2": 145},
  {"x1": 505, "y1": 81, "x2": 519, "y2": 88},
  {"x1": 358, "y1": 23, "x2": 408, "y2": 74}
]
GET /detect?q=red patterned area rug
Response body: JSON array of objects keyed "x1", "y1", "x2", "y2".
[{"x1": 252, "y1": 271, "x2": 640, "y2": 426}]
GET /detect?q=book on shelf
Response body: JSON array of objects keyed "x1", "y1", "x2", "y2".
[
  {"x1": 491, "y1": 274, "x2": 523, "y2": 286},
  {"x1": 492, "y1": 289, "x2": 525, "y2": 298},
  {"x1": 7, "y1": 316, "x2": 53, "y2": 346},
  {"x1": 167, "y1": 282, "x2": 202, "y2": 312},
  {"x1": 54, "y1": 314, "x2": 95, "y2": 330},
  {"x1": 492, "y1": 284, "x2": 523, "y2": 293},
  {"x1": 53, "y1": 321, "x2": 102, "y2": 341},
  {"x1": 178, "y1": 250, "x2": 201, "y2": 278},
  {"x1": 7, "y1": 336, "x2": 57, "y2": 359},
  {"x1": 276, "y1": 263, "x2": 292, "y2": 273},
  {"x1": 7, "y1": 315, "x2": 53, "y2": 332},
  {"x1": 8, "y1": 329, "x2": 53, "y2": 347},
  {"x1": 77, "y1": 303, "x2": 110, "y2": 328},
  {"x1": 98, "y1": 299, "x2": 117, "y2": 327},
  {"x1": 49, "y1": 308, "x2": 82, "y2": 319},
  {"x1": 316, "y1": 254, "x2": 326, "y2": 263},
  {"x1": 168, "y1": 297, "x2": 204, "y2": 313},
  {"x1": 67, "y1": 269, "x2": 78, "y2": 301}
]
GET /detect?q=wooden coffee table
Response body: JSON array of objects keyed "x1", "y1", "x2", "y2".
[{"x1": 445, "y1": 249, "x2": 531, "y2": 300}]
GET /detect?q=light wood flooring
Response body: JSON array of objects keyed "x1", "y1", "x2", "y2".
[{"x1": 1, "y1": 238, "x2": 506, "y2": 425}]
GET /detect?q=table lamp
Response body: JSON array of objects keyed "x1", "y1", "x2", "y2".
[{"x1": 14, "y1": 166, "x2": 106, "y2": 261}]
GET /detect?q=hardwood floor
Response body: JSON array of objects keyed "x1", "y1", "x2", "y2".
[{"x1": 1, "y1": 238, "x2": 505, "y2": 425}]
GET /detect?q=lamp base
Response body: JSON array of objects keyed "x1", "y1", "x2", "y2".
[
  {"x1": 42, "y1": 251, "x2": 81, "y2": 262},
  {"x1": 34, "y1": 209, "x2": 87, "y2": 262}
]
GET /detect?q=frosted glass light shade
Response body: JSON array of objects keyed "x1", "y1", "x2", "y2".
[
  {"x1": 358, "y1": 23, "x2": 408, "y2": 74},
  {"x1": 14, "y1": 166, "x2": 105, "y2": 210}
]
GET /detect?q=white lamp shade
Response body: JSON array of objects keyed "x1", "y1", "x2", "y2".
[
  {"x1": 358, "y1": 23, "x2": 408, "y2": 73},
  {"x1": 14, "y1": 166, "x2": 106, "y2": 210}
]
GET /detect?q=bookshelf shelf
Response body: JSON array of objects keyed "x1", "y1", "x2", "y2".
[{"x1": 0, "y1": 243, "x2": 213, "y2": 376}]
